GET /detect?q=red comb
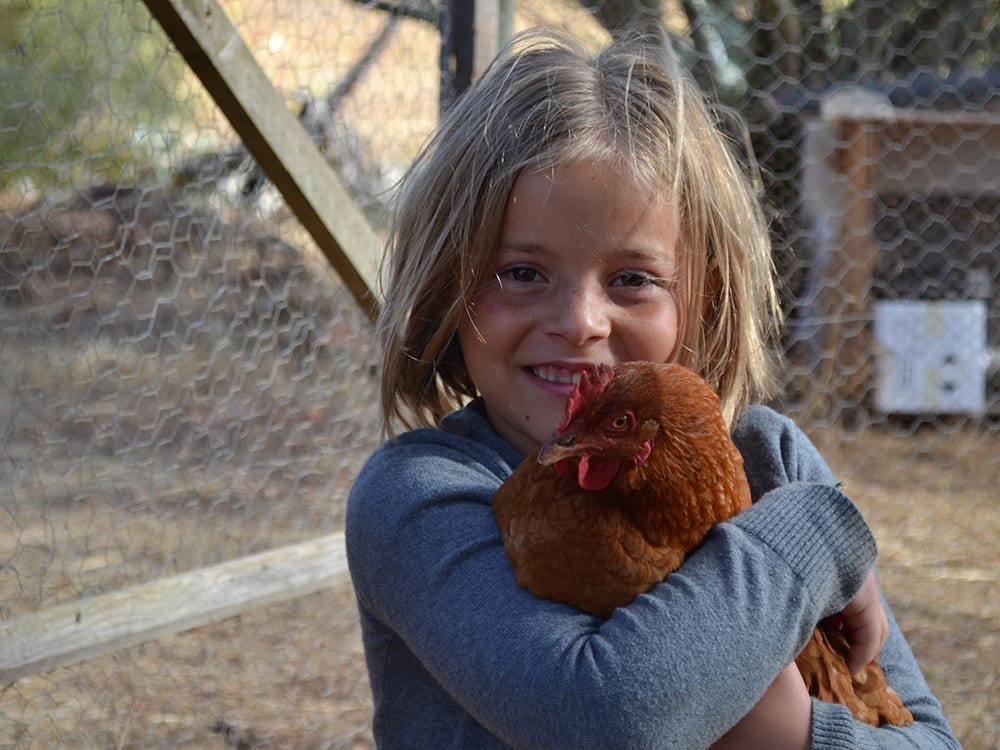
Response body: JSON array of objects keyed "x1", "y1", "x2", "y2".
[{"x1": 556, "y1": 364, "x2": 615, "y2": 433}]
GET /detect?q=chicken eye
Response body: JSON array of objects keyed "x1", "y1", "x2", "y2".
[{"x1": 609, "y1": 413, "x2": 632, "y2": 431}]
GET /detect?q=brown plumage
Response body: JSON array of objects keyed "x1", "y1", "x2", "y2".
[{"x1": 493, "y1": 361, "x2": 912, "y2": 727}]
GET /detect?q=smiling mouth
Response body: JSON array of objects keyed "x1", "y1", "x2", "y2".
[{"x1": 529, "y1": 366, "x2": 586, "y2": 385}]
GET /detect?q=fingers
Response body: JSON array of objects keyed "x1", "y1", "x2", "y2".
[{"x1": 839, "y1": 571, "x2": 889, "y2": 674}]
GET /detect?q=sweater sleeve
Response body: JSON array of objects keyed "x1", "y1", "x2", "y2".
[
  {"x1": 347, "y1": 406, "x2": 902, "y2": 749},
  {"x1": 733, "y1": 406, "x2": 960, "y2": 749}
]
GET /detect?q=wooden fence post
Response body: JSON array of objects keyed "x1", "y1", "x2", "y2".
[
  {"x1": 473, "y1": 0, "x2": 516, "y2": 80},
  {"x1": 440, "y1": 0, "x2": 516, "y2": 111},
  {"x1": 817, "y1": 119, "x2": 880, "y2": 409},
  {"x1": 142, "y1": 0, "x2": 382, "y2": 322}
]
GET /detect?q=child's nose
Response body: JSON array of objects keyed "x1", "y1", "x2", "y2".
[{"x1": 542, "y1": 282, "x2": 613, "y2": 345}]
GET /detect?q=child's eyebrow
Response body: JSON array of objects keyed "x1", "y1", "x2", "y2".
[
  {"x1": 492, "y1": 239, "x2": 678, "y2": 278},
  {"x1": 599, "y1": 247, "x2": 679, "y2": 271},
  {"x1": 496, "y1": 242, "x2": 668, "y2": 260},
  {"x1": 494, "y1": 240, "x2": 548, "y2": 257},
  {"x1": 617, "y1": 247, "x2": 670, "y2": 263}
]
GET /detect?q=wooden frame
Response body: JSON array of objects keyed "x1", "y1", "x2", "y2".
[
  {"x1": 811, "y1": 89, "x2": 1000, "y2": 414},
  {"x1": 143, "y1": 0, "x2": 382, "y2": 322},
  {"x1": 0, "y1": 533, "x2": 347, "y2": 682}
]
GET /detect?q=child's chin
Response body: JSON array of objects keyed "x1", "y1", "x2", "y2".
[{"x1": 533, "y1": 410, "x2": 567, "y2": 443}]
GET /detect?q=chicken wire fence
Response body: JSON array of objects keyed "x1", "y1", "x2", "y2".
[{"x1": 0, "y1": 1, "x2": 997, "y2": 748}]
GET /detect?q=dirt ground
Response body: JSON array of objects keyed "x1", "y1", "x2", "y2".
[{"x1": 811, "y1": 421, "x2": 999, "y2": 750}]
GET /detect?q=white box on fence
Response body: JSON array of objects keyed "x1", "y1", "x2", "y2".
[{"x1": 872, "y1": 300, "x2": 987, "y2": 414}]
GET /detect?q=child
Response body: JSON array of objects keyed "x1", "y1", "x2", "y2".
[{"x1": 346, "y1": 29, "x2": 958, "y2": 749}]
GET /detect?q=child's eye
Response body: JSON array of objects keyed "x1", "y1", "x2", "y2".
[
  {"x1": 612, "y1": 272, "x2": 656, "y2": 288},
  {"x1": 498, "y1": 266, "x2": 542, "y2": 284}
]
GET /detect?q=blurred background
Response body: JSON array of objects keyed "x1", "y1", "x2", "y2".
[{"x1": 0, "y1": 1, "x2": 996, "y2": 747}]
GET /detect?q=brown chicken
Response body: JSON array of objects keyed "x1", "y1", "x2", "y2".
[{"x1": 493, "y1": 361, "x2": 912, "y2": 727}]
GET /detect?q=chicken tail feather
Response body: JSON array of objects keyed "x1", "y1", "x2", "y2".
[{"x1": 795, "y1": 627, "x2": 913, "y2": 727}]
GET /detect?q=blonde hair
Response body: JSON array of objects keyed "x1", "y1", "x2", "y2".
[{"x1": 377, "y1": 29, "x2": 781, "y2": 433}]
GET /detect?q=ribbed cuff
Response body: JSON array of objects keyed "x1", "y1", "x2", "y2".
[
  {"x1": 810, "y1": 699, "x2": 879, "y2": 750},
  {"x1": 735, "y1": 482, "x2": 877, "y2": 617}
]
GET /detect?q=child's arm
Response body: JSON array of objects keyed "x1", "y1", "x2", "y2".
[
  {"x1": 709, "y1": 571, "x2": 890, "y2": 750},
  {"x1": 711, "y1": 664, "x2": 812, "y2": 750},
  {"x1": 348, "y1": 418, "x2": 878, "y2": 748},
  {"x1": 733, "y1": 406, "x2": 961, "y2": 749}
]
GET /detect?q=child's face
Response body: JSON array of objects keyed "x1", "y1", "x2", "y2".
[{"x1": 459, "y1": 160, "x2": 685, "y2": 456}]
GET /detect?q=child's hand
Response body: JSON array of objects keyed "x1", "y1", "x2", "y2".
[{"x1": 838, "y1": 570, "x2": 890, "y2": 675}]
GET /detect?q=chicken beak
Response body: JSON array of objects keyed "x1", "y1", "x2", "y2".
[{"x1": 537, "y1": 433, "x2": 580, "y2": 466}]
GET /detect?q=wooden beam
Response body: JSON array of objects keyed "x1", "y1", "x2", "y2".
[
  {"x1": 473, "y1": 0, "x2": 516, "y2": 80},
  {"x1": 813, "y1": 121, "x2": 880, "y2": 415},
  {"x1": 142, "y1": 0, "x2": 381, "y2": 322},
  {"x1": 837, "y1": 121, "x2": 879, "y2": 312},
  {"x1": 0, "y1": 533, "x2": 349, "y2": 683}
]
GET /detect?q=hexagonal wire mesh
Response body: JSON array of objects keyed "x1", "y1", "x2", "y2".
[{"x1": 0, "y1": 1, "x2": 996, "y2": 748}]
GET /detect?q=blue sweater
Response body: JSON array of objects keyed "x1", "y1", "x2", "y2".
[{"x1": 346, "y1": 402, "x2": 958, "y2": 749}]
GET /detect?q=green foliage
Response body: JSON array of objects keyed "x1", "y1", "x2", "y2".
[{"x1": 0, "y1": 0, "x2": 190, "y2": 190}]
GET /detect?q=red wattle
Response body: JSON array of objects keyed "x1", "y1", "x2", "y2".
[{"x1": 577, "y1": 454, "x2": 621, "y2": 491}]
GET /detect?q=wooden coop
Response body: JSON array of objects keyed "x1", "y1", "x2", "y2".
[{"x1": 800, "y1": 84, "x2": 999, "y2": 417}]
